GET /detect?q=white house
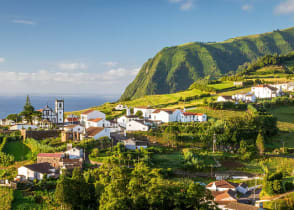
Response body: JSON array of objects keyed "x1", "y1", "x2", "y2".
[
  {"x1": 80, "y1": 110, "x2": 106, "y2": 126},
  {"x1": 206, "y1": 180, "x2": 248, "y2": 194},
  {"x1": 217, "y1": 96, "x2": 233, "y2": 102},
  {"x1": 126, "y1": 120, "x2": 149, "y2": 131},
  {"x1": 206, "y1": 180, "x2": 238, "y2": 192},
  {"x1": 232, "y1": 93, "x2": 256, "y2": 103},
  {"x1": 123, "y1": 138, "x2": 148, "y2": 150},
  {"x1": 151, "y1": 109, "x2": 181, "y2": 123},
  {"x1": 133, "y1": 106, "x2": 156, "y2": 119},
  {"x1": 10, "y1": 124, "x2": 38, "y2": 131},
  {"x1": 251, "y1": 85, "x2": 282, "y2": 98},
  {"x1": 117, "y1": 115, "x2": 140, "y2": 128},
  {"x1": 17, "y1": 163, "x2": 57, "y2": 181},
  {"x1": 115, "y1": 104, "x2": 127, "y2": 111},
  {"x1": 180, "y1": 112, "x2": 207, "y2": 122},
  {"x1": 83, "y1": 127, "x2": 110, "y2": 140},
  {"x1": 65, "y1": 146, "x2": 84, "y2": 159},
  {"x1": 0, "y1": 119, "x2": 15, "y2": 126},
  {"x1": 64, "y1": 124, "x2": 85, "y2": 134},
  {"x1": 86, "y1": 118, "x2": 110, "y2": 129}
]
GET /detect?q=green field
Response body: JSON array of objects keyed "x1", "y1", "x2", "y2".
[
  {"x1": 152, "y1": 151, "x2": 184, "y2": 169},
  {"x1": 269, "y1": 106, "x2": 294, "y2": 148},
  {"x1": 189, "y1": 106, "x2": 248, "y2": 120},
  {"x1": 3, "y1": 141, "x2": 32, "y2": 161},
  {"x1": 0, "y1": 187, "x2": 13, "y2": 210}
]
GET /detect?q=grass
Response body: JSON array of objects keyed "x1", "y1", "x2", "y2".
[
  {"x1": 152, "y1": 151, "x2": 184, "y2": 169},
  {"x1": 12, "y1": 190, "x2": 58, "y2": 210},
  {"x1": 3, "y1": 141, "x2": 32, "y2": 161},
  {"x1": 189, "y1": 106, "x2": 248, "y2": 120},
  {"x1": 268, "y1": 106, "x2": 294, "y2": 148},
  {"x1": 0, "y1": 187, "x2": 13, "y2": 210},
  {"x1": 207, "y1": 81, "x2": 235, "y2": 91}
]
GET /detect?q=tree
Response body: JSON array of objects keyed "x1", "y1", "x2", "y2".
[
  {"x1": 135, "y1": 110, "x2": 143, "y2": 118},
  {"x1": 6, "y1": 114, "x2": 21, "y2": 123},
  {"x1": 256, "y1": 131, "x2": 265, "y2": 155},
  {"x1": 20, "y1": 95, "x2": 36, "y2": 124}
]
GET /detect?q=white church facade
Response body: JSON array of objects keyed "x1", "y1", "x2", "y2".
[{"x1": 39, "y1": 99, "x2": 64, "y2": 125}]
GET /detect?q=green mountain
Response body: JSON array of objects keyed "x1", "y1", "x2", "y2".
[{"x1": 121, "y1": 27, "x2": 294, "y2": 100}]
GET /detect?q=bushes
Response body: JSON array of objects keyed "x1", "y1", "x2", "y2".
[
  {"x1": 208, "y1": 102, "x2": 247, "y2": 111},
  {"x1": 0, "y1": 152, "x2": 14, "y2": 166},
  {"x1": 24, "y1": 138, "x2": 57, "y2": 159}
]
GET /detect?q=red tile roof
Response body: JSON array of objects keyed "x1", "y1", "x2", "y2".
[
  {"x1": 152, "y1": 109, "x2": 176, "y2": 114},
  {"x1": 81, "y1": 110, "x2": 95, "y2": 115},
  {"x1": 182, "y1": 112, "x2": 204, "y2": 116},
  {"x1": 86, "y1": 127, "x2": 104, "y2": 137},
  {"x1": 66, "y1": 117, "x2": 79, "y2": 122},
  {"x1": 206, "y1": 180, "x2": 238, "y2": 189},
  {"x1": 37, "y1": 153, "x2": 63, "y2": 158},
  {"x1": 254, "y1": 84, "x2": 278, "y2": 91},
  {"x1": 88, "y1": 118, "x2": 103, "y2": 123}
]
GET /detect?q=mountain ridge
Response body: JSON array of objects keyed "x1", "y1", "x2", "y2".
[{"x1": 121, "y1": 27, "x2": 294, "y2": 100}]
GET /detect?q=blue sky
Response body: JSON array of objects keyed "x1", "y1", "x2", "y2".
[{"x1": 0, "y1": 0, "x2": 294, "y2": 96}]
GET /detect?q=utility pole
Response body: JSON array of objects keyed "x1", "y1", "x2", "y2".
[{"x1": 213, "y1": 133, "x2": 217, "y2": 153}]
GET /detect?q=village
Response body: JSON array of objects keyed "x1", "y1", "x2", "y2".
[{"x1": 1, "y1": 80, "x2": 294, "y2": 209}]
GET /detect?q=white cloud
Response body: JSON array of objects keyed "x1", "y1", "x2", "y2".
[
  {"x1": 12, "y1": 19, "x2": 36, "y2": 25},
  {"x1": 57, "y1": 62, "x2": 88, "y2": 71},
  {"x1": 103, "y1": 61, "x2": 118, "y2": 68},
  {"x1": 0, "y1": 67, "x2": 139, "y2": 95},
  {"x1": 0, "y1": 57, "x2": 5, "y2": 63},
  {"x1": 242, "y1": 4, "x2": 253, "y2": 12},
  {"x1": 169, "y1": 0, "x2": 195, "y2": 11},
  {"x1": 275, "y1": 0, "x2": 294, "y2": 15}
]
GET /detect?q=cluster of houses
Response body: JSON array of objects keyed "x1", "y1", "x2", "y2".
[
  {"x1": 16, "y1": 144, "x2": 84, "y2": 181},
  {"x1": 217, "y1": 82, "x2": 294, "y2": 103},
  {"x1": 206, "y1": 179, "x2": 261, "y2": 209},
  {"x1": 117, "y1": 106, "x2": 207, "y2": 132}
]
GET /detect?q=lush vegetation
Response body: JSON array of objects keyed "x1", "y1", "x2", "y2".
[
  {"x1": 0, "y1": 187, "x2": 13, "y2": 210},
  {"x1": 54, "y1": 163, "x2": 216, "y2": 210},
  {"x1": 121, "y1": 27, "x2": 294, "y2": 100}
]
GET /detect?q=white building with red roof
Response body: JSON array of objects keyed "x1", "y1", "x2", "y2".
[
  {"x1": 251, "y1": 84, "x2": 282, "y2": 98},
  {"x1": 86, "y1": 118, "x2": 110, "y2": 129},
  {"x1": 82, "y1": 127, "x2": 110, "y2": 140},
  {"x1": 151, "y1": 109, "x2": 181, "y2": 123},
  {"x1": 180, "y1": 111, "x2": 207, "y2": 122},
  {"x1": 80, "y1": 110, "x2": 106, "y2": 126}
]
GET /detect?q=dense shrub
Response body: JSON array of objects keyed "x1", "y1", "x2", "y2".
[{"x1": 208, "y1": 102, "x2": 247, "y2": 111}]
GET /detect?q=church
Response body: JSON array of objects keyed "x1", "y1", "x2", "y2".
[{"x1": 39, "y1": 99, "x2": 64, "y2": 125}]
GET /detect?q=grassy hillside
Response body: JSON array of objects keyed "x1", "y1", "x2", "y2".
[{"x1": 121, "y1": 27, "x2": 294, "y2": 100}]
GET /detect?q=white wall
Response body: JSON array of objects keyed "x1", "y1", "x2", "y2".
[
  {"x1": 93, "y1": 128, "x2": 110, "y2": 139},
  {"x1": 126, "y1": 121, "x2": 149, "y2": 131}
]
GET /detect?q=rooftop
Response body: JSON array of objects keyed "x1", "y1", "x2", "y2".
[
  {"x1": 207, "y1": 180, "x2": 238, "y2": 189},
  {"x1": 152, "y1": 109, "x2": 176, "y2": 114},
  {"x1": 37, "y1": 153, "x2": 64, "y2": 158},
  {"x1": 88, "y1": 118, "x2": 103, "y2": 123},
  {"x1": 86, "y1": 127, "x2": 104, "y2": 137},
  {"x1": 22, "y1": 162, "x2": 55, "y2": 174},
  {"x1": 81, "y1": 109, "x2": 95, "y2": 115}
]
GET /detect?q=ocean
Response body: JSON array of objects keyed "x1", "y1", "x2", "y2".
[{"x1": 0, "y1": 95, "x2": 118, "y2": 119}]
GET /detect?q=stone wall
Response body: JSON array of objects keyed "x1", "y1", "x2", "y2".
[{"x1": 21, "y1": 129, "x2": 61, "y2": 140}]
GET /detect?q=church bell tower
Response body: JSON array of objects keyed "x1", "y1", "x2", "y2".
[{"x1": 55, "y1": 99, "x2": 64, "y2": 124}]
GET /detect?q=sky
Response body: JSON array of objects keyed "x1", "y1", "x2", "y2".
[{"x1": 0, "y1": 0, "x2": 294, "y2": 97}]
